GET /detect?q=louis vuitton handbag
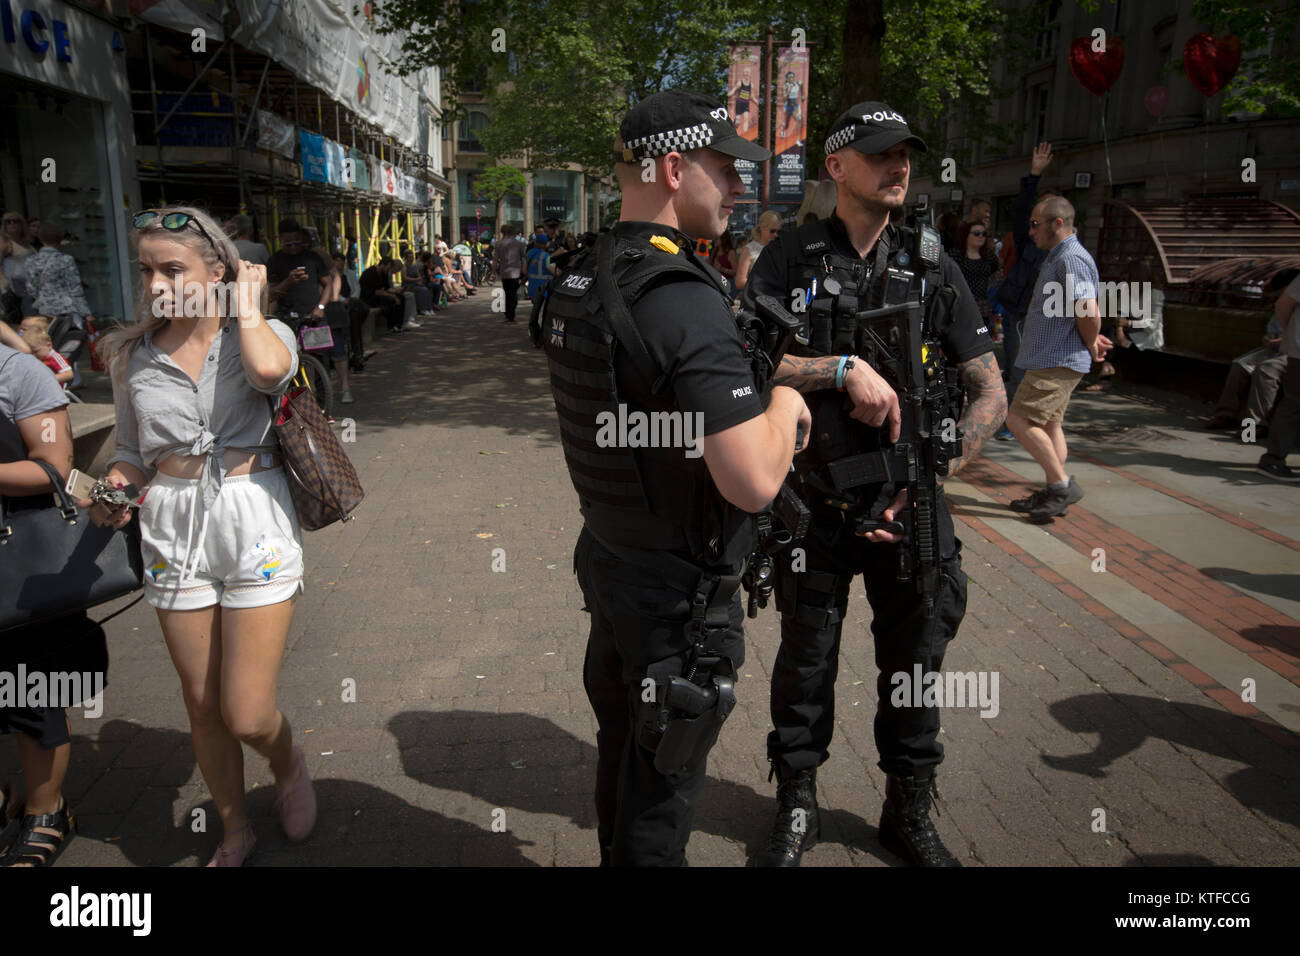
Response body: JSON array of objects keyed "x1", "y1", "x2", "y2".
[
  {"x1": 0, "y1": 459, "x2": 144, "y2": 633},
  {"x1": 271, "y1": 368, "x2": 364, "y2": 530}
]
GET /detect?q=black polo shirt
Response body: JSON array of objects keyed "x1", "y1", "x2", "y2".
[{"x1": 608, "y1": 221, "x2": 767, "y2": 566}]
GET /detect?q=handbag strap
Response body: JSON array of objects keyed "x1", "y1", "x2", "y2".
[{"x1": 1, "y1": 456, "x2": 77, "y2": 520}]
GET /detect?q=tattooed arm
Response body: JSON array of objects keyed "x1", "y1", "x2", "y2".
[
  {"x1": 772, "y1": 354, "x2": 902, "y2": 443},
  {"x1": 946, "y1": 351, "x2": 1007, "y2": 477}
]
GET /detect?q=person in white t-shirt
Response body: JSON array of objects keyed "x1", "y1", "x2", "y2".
[{"x1": 1258, "y1": 273, "x2": 1300, "y2": 481}]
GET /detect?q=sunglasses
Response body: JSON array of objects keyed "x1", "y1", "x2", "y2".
[
  {"x1": 133, "y1": 210, "x2": 217, "y2": 251},
  {"x1": 970, "y1": 229, "x2": 986, "y2": 237}
]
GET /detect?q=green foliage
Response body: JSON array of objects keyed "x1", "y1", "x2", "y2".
[
  {"x1": 1189, "y1": 0, "x2": 1300, "y2": 114},
  {"x1": 368, "y1": 0, "x2": 1023, "y2": 178},
  {"x1": 473, "y1": 164, "x2": 527, "y2": 203}
]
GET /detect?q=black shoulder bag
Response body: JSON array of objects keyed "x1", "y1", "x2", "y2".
[{"x1": 0, "y1": 459, "x2": 144, "y2": 633}]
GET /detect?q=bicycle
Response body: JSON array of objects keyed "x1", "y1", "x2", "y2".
[{"x1": 270, "y1": 313, "x2": 335, "y2": 419}]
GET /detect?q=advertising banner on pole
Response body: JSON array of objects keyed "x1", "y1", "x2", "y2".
[
  {"x1": 726, "y1": 44, "x2": 763, "y2": 202},
  {"x1": 772, "y1": 45, "x2": 809, "y2": 204}
]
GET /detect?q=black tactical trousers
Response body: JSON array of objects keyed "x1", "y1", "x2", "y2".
[
  {"x1": 575, "y1": 527, "x2": 745, "y2": 866},
  {"x1": 768, "y1": 487, "x2": 967, "y2": 777}
]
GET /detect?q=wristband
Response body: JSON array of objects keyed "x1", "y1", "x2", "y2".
[{"x1": 836, "y1": 355, "x2": 855, "y2": 391}]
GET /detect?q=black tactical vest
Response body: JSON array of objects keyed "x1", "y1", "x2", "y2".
[
  {"x1": 540, "y1": 229, "x2": 748, "y2": 566},
  {"x1": 780, "y1": 219, "x2": 955, "y2": 468}
]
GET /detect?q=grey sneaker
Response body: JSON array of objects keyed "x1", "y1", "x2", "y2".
[
  {"x1": 1257, "y1": 459, "x2": 1300, "y2": 482},
  {"x1": 341, "y1": 390, "x2": 354, "y2": 404},
  {"x1": 1027, "y1": 478, "x2": 1084, "y2": 522},
  {"x1": 1009, "y1": 488, "x2": 1049, "y2": 512}
]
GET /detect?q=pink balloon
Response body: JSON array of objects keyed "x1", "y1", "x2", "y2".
[{"x1": 1144, "y1": 85, "x2": 1170, "y2": 117}]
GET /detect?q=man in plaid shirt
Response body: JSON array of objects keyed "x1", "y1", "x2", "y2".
[{"x1": 1005, "y1": 196, "x2": 1111, "y2": 522}]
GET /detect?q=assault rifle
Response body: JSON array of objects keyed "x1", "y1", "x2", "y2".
[
  {"x1": 738, "y1": 294, "x2": 812, "y2": 618},
  {"x1": 811, "y1": 225, "x2": 962, "y2": 618}
]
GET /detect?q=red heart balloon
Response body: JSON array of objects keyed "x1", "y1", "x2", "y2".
[
  {"x1": 1068, "y1": 36, "x2": 1126, "y2": 96},
  {"x1": 1183, "y1": 33, "x2": 1242, "y2": 97}
]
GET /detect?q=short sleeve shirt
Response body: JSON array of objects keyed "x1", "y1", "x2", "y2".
[
  {"x1": 266, "y1": 249, "x2": 328, "y2": 318},
  {"x1": 0, "y1": 344, "x2": 67, "y2": 465},
  {"x1": 107, "y1": 318, "x2": 299, "y2": 508},
  {"x1": 615, "y1": 223, "x2": 766, "y2": 564},
  {"x1": 1016, "y1": 233, "x2": 1098, "y2": 373}
]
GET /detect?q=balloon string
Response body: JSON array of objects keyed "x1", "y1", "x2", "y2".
[
  {"x1": 1202, "y1": 98, "x2": 1210, "y2": 196},
  {"x1": 1101, "y1": 93, "x2": 1114, "y2": 188}
]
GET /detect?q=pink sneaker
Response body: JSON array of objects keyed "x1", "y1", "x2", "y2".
[
  {"x1": 205, "y1": 823, "x2": 255, "y2": 867},
  {"x1": 273, "y1": 746, "x2": 317, "y2": 842}
]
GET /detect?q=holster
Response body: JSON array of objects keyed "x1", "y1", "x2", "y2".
[{"x1": 635, "y1": 567, "x2": 742, "y2": 777}]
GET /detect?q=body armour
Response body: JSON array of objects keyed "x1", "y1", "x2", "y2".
[
  {"x1": 777, "y1": 219, "x2": 959, "y2": 471},
  {"x1": 539, "y1": 229, "x2": 749, "y2": 567}
]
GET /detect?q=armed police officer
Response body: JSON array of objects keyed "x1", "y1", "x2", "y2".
[
  {"x1": 536, "y1": 91, "x2": 811, "y2": 866},
  {"x1": 742, "y1": 103, "x2": 1007, "y2": 867}
]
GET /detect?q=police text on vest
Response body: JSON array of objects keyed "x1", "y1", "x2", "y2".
[
  {"x1": 49, "y1": 886, "x2": 152, "y2": 936},
  {"x1": 595, "y1": 404, "x2": 706, "y2": 459}
]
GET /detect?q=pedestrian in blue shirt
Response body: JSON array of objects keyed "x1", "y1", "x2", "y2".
[{"x1": 1005, "y1": 196, "x2": 1112, "y2": 522}]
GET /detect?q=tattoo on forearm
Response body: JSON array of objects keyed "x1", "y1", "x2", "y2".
[
  {"x1": 948, "y1": 352, "x2": 1008, "y2": 476},
  {"x1": 772, "y1": 354, "x2": 842, "y2": 392}
]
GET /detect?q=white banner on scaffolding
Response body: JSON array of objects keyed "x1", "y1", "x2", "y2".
[
  {"x1": 256, "y1": 110, "x2": 296, "y2": 159},
  {"x1": 370, "y1": 158, "x2": 427, "y2": 207},
  {"x1": 231, "y1": 0, "x2": 426, "y2": 149}
]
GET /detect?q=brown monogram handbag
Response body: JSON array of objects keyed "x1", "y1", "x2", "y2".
[{"x1": 271, "y1": 369, "x2": 364, "y2": 530}]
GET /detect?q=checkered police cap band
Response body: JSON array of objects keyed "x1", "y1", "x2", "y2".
[
  {"x1": 824, "y1": 124, "x2": 857, "y2": 155},
  {"x1": 624, "y1": 122, "x2": 715, "y2": 159}
]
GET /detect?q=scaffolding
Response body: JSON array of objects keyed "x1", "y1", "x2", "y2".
[{"x1": 132, "y1": 23, "x2": 449, "y2": 268}]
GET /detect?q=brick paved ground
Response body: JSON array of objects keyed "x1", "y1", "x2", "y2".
[{"x1": 7, "y1": 289, "x2": 1299, "y2": 867}]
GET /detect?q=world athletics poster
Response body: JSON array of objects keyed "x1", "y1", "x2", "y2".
[
  {"x1": 773, "y1": 45, "x2": 809, "y2": 203},
  {"x1": 727, "y1": 44, "x2": 762, "y2": 202}
]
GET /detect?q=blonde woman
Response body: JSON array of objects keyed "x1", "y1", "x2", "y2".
[
  {"x1": 734, "y1": 210, "x2": 783, "y2": 295},
  {"x1": 90, "y1": 206, "x2": 316, "y2": 866}
]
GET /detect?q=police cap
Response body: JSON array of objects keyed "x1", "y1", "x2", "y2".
[
  {"x1": 616, "y1": 90, "x2": 771, "y2": 164},
  {"x1": 824, "y1": 101, "x2": 928, "y2": 156}
]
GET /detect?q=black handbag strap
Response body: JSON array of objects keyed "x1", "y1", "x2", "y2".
[{"x1": 1, "y1": 456, "x2": 77, "y2": 520}]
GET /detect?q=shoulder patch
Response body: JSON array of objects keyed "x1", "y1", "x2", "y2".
[{"x1": 802, "y1": 239, "x2": 827, "y2": 254}]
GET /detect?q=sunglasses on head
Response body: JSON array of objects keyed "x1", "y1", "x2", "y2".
[{"x1": 133, "y1": 210, "x2": 217, "y2": 251}]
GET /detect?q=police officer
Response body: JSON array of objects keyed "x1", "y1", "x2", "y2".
[
  {"x1": 742, "y1": 102, "x2": 1007, "y2": 867},
  {"x1": 537, "y1": 90, "x2": 811, "y2": 866}
]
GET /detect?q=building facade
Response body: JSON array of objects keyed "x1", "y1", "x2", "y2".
[{"x1": 909, "y1": 0, "x2": 1300, "y2": 247}]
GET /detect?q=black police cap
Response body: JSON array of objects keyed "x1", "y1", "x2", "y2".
[{"x1": 616, "y1": 90, "x2": 771, "y2": 164}]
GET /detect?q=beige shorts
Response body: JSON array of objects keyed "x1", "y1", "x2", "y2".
[
  {"x1": 140, "y1": 469, "x2": 304, "y2": 611},
  {"x1": 1010, "y1": 367, "x2": 1083, "y2": 425}
]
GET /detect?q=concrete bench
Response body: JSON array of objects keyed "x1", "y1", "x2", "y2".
[{"x1": 67, "y1": 402, "x2": 117, "y2": 475}]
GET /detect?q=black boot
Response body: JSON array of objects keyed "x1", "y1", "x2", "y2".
[
  {"x1": 878, "y1": 772, "x2": 961, "y2": 867},
  {"x1": 754, "y1": 764, "x2": 819, "y2": 867}
]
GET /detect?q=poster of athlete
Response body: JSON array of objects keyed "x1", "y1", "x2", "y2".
[
  {"x1": 727, "y1": 44, "x2": 763, "y2": 203},
  {"x1": 773, "y1": 45, "x2": 808, "y2": 202}
]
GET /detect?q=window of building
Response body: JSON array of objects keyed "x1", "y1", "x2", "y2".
[
  {"x1": 458, "y1": 111, "x2": 487, "y2": 152},
  {"x1": 1029, "y1": 83, "x2": 1049, "y2": 147},
  {"x1": 1034, "y1": 0, "x2": 1062, "y2": 62}
]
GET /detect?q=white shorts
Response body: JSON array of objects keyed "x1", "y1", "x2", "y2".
[{"x1": 140, "y1": 469, "x2": 305, "y2": 611}]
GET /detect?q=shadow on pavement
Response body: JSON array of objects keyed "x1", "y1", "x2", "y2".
[
  {"x1": 37, "y1": 720, "x2": 529, "y2": 867},
  {"x1": 1039, "y1": 693, "x2": 1300, "y2": 829},
  {"x1": 386, "y1": 709, "x2": 886, "y2": 865}
]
